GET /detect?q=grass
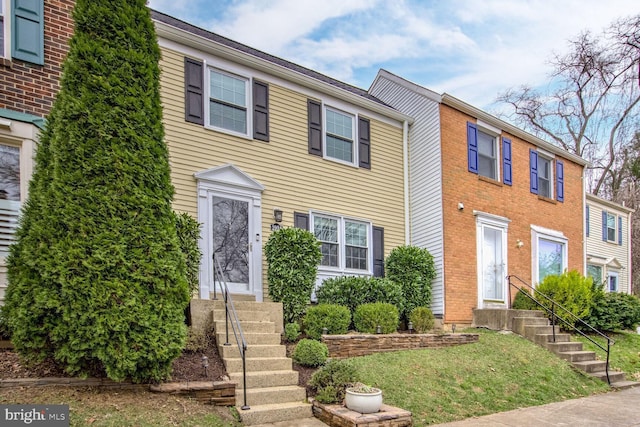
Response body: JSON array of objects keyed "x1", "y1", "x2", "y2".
[
  {"x1": 349, "y1": 329, "x2": 610, "y2": 426},
  {"x1": 574, "y1": 330, "x2": 640, "y2": 381}
]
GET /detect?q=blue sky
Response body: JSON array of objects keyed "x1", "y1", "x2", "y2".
[{"x1": 148, "y1": 0, "x2": 640, "y2": 111}]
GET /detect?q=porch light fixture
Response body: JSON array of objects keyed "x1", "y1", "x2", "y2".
[
  {"x1": 322, "y1": 327, "x2": 328, "y2": 335},
  {"x1": 273, "y1": 208, "x2": 283, "y2": 223},
  {"x1": 202, "y1": 355, "x2": 209, "y2": 377},
  {"x1": 376, "y1": 325, "x2": 382, "y2": 334}
]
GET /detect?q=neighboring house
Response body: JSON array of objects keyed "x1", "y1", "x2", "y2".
[
  {"x1": 585, "y1": 193, "x2": 633, "y2": 294},
  {"x1": 369, "y1": 70, "x2": 588, "y2": 325},
  {"x1": 151, "y1": 11, "x2": 412, "y2": 301},
  {"x1": 0, "y1": 0, "x2": 74, "y2": 303}
]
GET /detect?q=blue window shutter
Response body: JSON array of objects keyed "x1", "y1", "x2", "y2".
[
  {"x1": 12, "y1": 0, "x2": 45, "y2": 65},
  {"x1": 585, "y1": 205, "x2": 590, "y2": 237},
  {"x1": 529, "y1": 149, "x2": 538, "y2": 194},
  {"x1": 556, "y1": 160, "x2": 564, "y2": 202},
  {"x1": 618, "y1": 216, "x2": 622, "y2": 245},
  {"x1": 467, "y1": 122, "x2": 478, "y2": 174},
  {"x1": 602, "y1": 211, "x2": 607, "y2": 241},
  {"x1": 502, "y1": 137, "x2": 512, "y2": 185}
]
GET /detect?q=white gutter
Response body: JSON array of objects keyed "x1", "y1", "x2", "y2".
[{"x1": 403, "y1": 120, "x2": 410, "y2": 244}]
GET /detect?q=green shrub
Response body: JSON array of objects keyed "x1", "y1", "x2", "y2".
[
  {"x1": 316, "y1": 276, "x2": 404, "y2": 320},
  {"x1": 586, "y1": 289, "x2": 640, "y2": 332},
  {"x1": 304, "y1": 304, "x2": 351, "y2": 339},
  {"x1": 265, "y1": 228, "x2": 322, "y2": 324},
  {"x1": 609, "y1": 293, "x2": 640, "y2": 330},
  {"x1": 284, "y1": 322, "x2": 301, "y2": 342},
  {"x1": 174, "y1": 212, "x2": 202, "y2": 296},
  {"x1": 535, "y1": 270, "x2": 594, "y2": 329},
  {"x1": 309, "y1": 359, "x2": 359, "y2": 404},
  {"x1": 3, "y1": 0, "x2": 189, "y2": 383},
  {"x1": 512, "y1": 288, "x2": 540, "y2": 311},
  {"x1": 353, "y1": 303, "x2": 399, "y2": 334},
  {"x1": 409, "y1": 307, "x2": 435, "y2": 333},
  {"x1": 184, "y1": 326, "x2": 211, "y2": 353},
  {"x1": 385, "y1": 246, "x2": 436, "y2": 320},
  {"x1": 292, "y1": 339, "x2": 329, "y2": 367}
]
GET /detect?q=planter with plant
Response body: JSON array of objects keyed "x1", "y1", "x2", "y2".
[{"x1": 345, "y1": 382, "x2": 383, "y2": 413}]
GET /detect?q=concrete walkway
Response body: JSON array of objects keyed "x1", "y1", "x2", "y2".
[{"x1": 252, "y1": 387, "x2": 640, "y2": 427}]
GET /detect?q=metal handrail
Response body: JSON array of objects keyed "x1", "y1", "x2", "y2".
[
  {"x1": 507, "y1": 274, "x2": 613, "y2": 385},
  {"x1": 213, "y1": 254, "x2": 250, "y2": 410}
]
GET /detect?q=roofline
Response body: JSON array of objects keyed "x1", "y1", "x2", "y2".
[
  {"x1": 371, "y1": 69, "x2": 442, "y2": 103},
  {"x1": 151, "y1": 10, "x2": 413, "y2": 125},
  {"x1": 586, "y1": 193, "x2": 635, "y2": 214},
  {"x1": 442, "y1": 93, "x2": 588, "y2": 166}
]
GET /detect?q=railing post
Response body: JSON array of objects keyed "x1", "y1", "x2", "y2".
[
  {"x1": 605, "y1": 339, "x2": 611, "y2": 385},
  {"x1": 212, "y1": 254, "x2": 217, "y2": 300},
  {"x1": 224, "y1": 290, "x2": 230, "y2": 346},
  {"x1": 241, "y1": 345, "x2": 250, "y2": 410},
  {"x1": 551, "y1": 303, "x2": 556, "y2": 342}
]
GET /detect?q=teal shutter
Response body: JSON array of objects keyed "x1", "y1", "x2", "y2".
[{"x1": 12, "y1": 0, "x2": 44, "y2": 65}]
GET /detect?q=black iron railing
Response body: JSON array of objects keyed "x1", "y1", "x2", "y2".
[
  {"x1": 213, "y1": 254, "x2": 250, "y2": 410},
  {"x1": 507, "y1": 274, "x2": 613, "y2": 385}
]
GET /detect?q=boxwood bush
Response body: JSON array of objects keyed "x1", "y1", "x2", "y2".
[
  {"x1": 353, "y1": 302, "x2": 399, "y2": 334},
  {"x1": 284, "y1": 322, "x2": 301, "y2": 342},
  {"x1": 304, "y1": 304, "x2": 351, "y2": 339},
  {"x1": 409, "y1": 306, "x2": 435, "y2": 333},
  {"x1": 385, "y1": 246, "x2": 436, "y2": 320},
  {"x1": 292, "y1": 339, "x2": 329, "y2": 367}
]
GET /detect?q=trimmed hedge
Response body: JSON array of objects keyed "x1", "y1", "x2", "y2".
[
  {"x1": 409, "y1": 306, "x2": 435, "y2": 333},
  {"x1": 353, "y1": 302, "x2": 399, "y2": 334},
  {"x1": 292, "y1": 339, "x2": 329, "y2": 367},
  {"x1": 284, "y1": 322, "x2": 301, "y2": 342},
  {"x1": 304, "y1": 304, "x2": 351, "y2": 340}
]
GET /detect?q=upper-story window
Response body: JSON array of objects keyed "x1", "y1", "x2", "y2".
[
  {"x1": 209, "y1": 69, "x2": 248, "y2": 134},
  {"x1": 477, "y1": 129, "x2": 498, "y2": 180},
  {"x1": 312, "y1": 212, "x2": 370, "y2": 273},
  {"x1": 605, "y1": 212, "x2": 616, "y2": 242},
  {"x1": 184, "y1": 57, "x2": 269, "y2": 142},
  {"x1": 530, "y1": 149, "x2": 564, "y2": 202},
  {"x1": 325, "y1": 108, "x2": 355, "y2": 164},
  {"x1": 466, "y1": 121, "x2": 511, "y2": 185}
]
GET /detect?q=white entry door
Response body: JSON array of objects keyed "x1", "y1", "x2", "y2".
[{"x1": 475, "y1": 212, "x2": 509, "y2": 307}]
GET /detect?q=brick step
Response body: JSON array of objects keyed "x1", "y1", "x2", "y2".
[
  {"x1": 220, "y1": 344, "x2": 286, "y2": 359},
  {"x1": 545, "y1": 341, "x2": 584, "y2": 353},
  {"x1": 573, "y1": 360, "x2": 607, "y2": 373},
  {"x1": 229, "y1": 370, "x2": 299, "y2": 389},
  {"x1": 557, "y1": 351, "x2": 597, "y2": 363},
  {"x1": 237, "y1": 385, "x2": 306, "y2": 406},
  {"x1": 216, "y1": 332, "x2": 280, "y2": 346},
  {"x1": 224, "y1": 357, "x2": 292, "y2": 373},
  {"x1": 238, "y1": 401, "x2": 312, "y2": 426},
  {"x1": 214, "y1": 320, "x2": 275, "y2": 334}
]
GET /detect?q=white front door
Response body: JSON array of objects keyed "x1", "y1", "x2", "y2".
[{"x1": 475, "y1": 212, "x2": 509, "y2": 308}]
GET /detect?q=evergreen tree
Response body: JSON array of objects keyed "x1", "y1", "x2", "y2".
[{"x1": 3, "y1": 0, "x2": 190, "y2": 382}]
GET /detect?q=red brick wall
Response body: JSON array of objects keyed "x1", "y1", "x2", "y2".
[
  {"x1": 440, "y1": 105, "x2": 584, "y2": 323},
  {"x1": 0, "y1": 1, "x2": 75, "y2": 117}
]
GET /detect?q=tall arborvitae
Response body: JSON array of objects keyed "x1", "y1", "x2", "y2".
[{"x1": 3, "y1": 0, "x2": 189, "y2": 382}]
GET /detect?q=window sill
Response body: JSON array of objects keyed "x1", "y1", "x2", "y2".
[
  {"x1": 478, "y1": 175, "x2": 502, "y2": 186},
  {"x1": 537, "y1": 195, "x2": 557, "y2": 204},
  {"x1": 0, "y1": 57, "x2": 13, "y2": 68}
]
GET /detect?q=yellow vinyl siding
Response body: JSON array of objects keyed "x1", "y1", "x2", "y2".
[{"x1": 159, "y1": 47, "x2": 405, "y2": 296}]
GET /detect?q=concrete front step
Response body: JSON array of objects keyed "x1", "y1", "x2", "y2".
[
  {"x1": 214, "y1": 320, "x2": 275, "y2": 334},
  {"x1": 225, "y1": 357, "x2": 292, "y2": 373},
  {"x1": 557, "y1": 350, "x2": 597, "y2": 363},
  {"x1": 238, "y1": 385, "x2": 307, "y2": 406},
  {"x1": 213, "y1": 309, "x2": 273, "y2": 323},
  {"x1": 229, "y1": 370, "x2": 299, "y2": 389},
  {"x1": 611, "y1": 380, "x2": 640, "y2": 390},
  {"x1": 534, "y1": 333, "x2": 572, "y2": 345},
  {"x1": 216, "y1": 332, "x2": 280, "y2": 346},
  {"x1": 573, "y1": 360, "x2": 608, "y2": 373},
  {"x1": 523, "y1": 325, "x2": 561, "y2": 341},
  {"x1": 545, "y1": 341, "x2": 584, "y2": 353},
  {"x1": 238, "y1": 401, "x2": 313, "y2": 426},
  {"x1": 220, "y1": 344, "x2": 286, "y2": 359},
  {"x1": 512, "y1": 316, "x2": 549, "y2": 336},
  {"x1": 589, "y1": 370, "x2": 626, "y2": 383}
]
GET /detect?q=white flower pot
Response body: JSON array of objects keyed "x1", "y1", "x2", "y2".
[{"x1": 345, "y1": 387, "x2": 383, "y2": 413}]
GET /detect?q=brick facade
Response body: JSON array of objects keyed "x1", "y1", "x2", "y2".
[
  {"x1": 0, "y1": 0, "x2": 75, "y2": 117},
  {"x1": 440, "y1": 105, "x2": 585, "y2": 323}
]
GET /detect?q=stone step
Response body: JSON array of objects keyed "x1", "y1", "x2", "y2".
[
  {"x1": 212, "y1": 300, "x2": 282, "y2": 312},
  {"x1": 512, "y1": 316, "x2": 548, "y2": 335},
  {"x1": 573, "y1": 360, "x2": 608, "y2": 373},
  {"x1": 216, "y1": 332, "x2": 280, "y2": 346},
  {"x1": 611, "y1": 380, "x2": 640, "y2": 390},
  {"x1": 237, "y1": 385, "x2": 307, "y2": 406},
  {"x1": 213, "y1": 309, "x2": 273, "y2": 323},
  {"x1": 238, "y1": 401, "x2": 313, "y2": 426},
  {"x1": 534, "y1": 333, "x2": 572, "y2": 345},
  {"x1": 545, "y1": 341, "x2": 584, "y2": 353},
  {"x1": 214, "y1": 320, "x2": 275, "y2": 334},
  {"x1": 523, "y1": 325, "x2": 561, "y2": 341},
  {"x1": 229, "y1": 370, "x2": 299, "y2": 389},
  {"x1": 220, "y1": 344, "x2": 286, "y2": 359},
  {"x1": 224, "y1": 357, "x2": 292, "y2": 373},
  {"x1": 589, "y1": 370, "x2": 626, "y2": 384},
  {"x1": 557, "y1": 350, "x2": 597, "y2": 363}
]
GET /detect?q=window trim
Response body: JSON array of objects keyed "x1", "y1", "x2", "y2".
[
  {"x1": 323, "y1": 105, "x2": 357, "y2": 166},
  {"x1": 0, "y1": 0, "x2": 9, "y2": 59},
  {"x1": 531, "y1": 225, "x2": 568, "y2": 284},
  {"x1": 310, "y1": 211, "x2": 372, "y2": 274},
  {"x1": 206, "y1": 66, "x2": 252, "y2": 138},
  {"x1": 605, "y1": 211, "x2": 617, "y2": 243},
  {"x1": 476, "y1": 127, "x2": 500, "y2": 181},
  {"x1": 537, "y1": 154, "x2": 553, "y2": 199},
  {"x1": 608, "y1": 270, "x2": 619, "y2": 292},
  {"x1": 587, "y1": 263, "x2": 603, "y2": 286}
]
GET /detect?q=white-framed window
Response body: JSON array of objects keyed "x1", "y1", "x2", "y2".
[
  {"x1": 208, "y1": 68, "x2": 249, "y2": 135},
  {"x1": 325, "y1": 107, "x2": 356, "y2": 165},
  {"x1": 0, "y1": 142, "x2": 21, "y2": 256},
  {"x1": 531, "y1": 225, "x2": 567, "y2": 284},
  {"x1": 537, "y1": 154, "x2": 553, "y2": 198},
  {"x1": 311, "y1": 212, "x2": 371, "y2": 273},
  {"x1": 477, "y1": 129, "x2": 498, "y2": 180},
  {"x1": 0, "y1": 0, "x2": 7, "y2": 58},
  {"x1": 605, "y1": 212, "x2": 616, "y2": 242},
  {"x1": 608, "y1": 271, "x2": 619, "y2": 292},
  {"x1": 587, "y1": 264, "x2": 603, "y2": 286}
]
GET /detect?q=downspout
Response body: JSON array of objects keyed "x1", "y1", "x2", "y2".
[
  {"x1": 403, "y1": 120, "x2": 410, "y2": 244},
  {"x1": 582, "y1": 166, "x2": 587, "y2": 277},
  {"x1": 628, "y1": 210, "x2": 633, "y2": 294}
]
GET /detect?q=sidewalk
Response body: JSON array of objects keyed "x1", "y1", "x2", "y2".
[{"x1": 432, "y1": 386, "x2": 640, "y2": 426}]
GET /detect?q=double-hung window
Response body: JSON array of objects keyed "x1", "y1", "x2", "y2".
[
  {"x1": 537, "y1": 155, "x2": 552, "y2": 198},
  {"x1": 467, "y1": 121, "x2": 510, "y2": 184},
  {"x1": 209, "y1": 69, "x2": 248, "y2": 135},
  {"x1": 587, "y1": 264, "x2": 603, "y2": 285},
  {"x1": 477, "y1": 129, "x2": 498, "y2": 180},
  {"x1": 0, "y1": 143, "x2": 21, "y2": 256},
  {"x1": 608, "y1": 271, "x2": 619, "y2": 292},
  {"x1": 530, "y1": 149, "x2": 564, "y2": 201},
  {"x1": 606, "y1": 212, "x2": 616, "y2": 242},
  {"x1": 531, "y1": 225, "x2": 567, "y2": 284},
  {"x1": 312, "y1": 213, "x2": 370, "y2": 273},
  {"x1": 325, "y1": 108, "x2": 355, "y2": 164}
]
